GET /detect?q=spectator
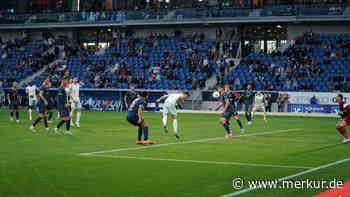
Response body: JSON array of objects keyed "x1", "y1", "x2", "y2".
[{"x1": 310, "y1": 95, "x2": 318, "y2": 105}]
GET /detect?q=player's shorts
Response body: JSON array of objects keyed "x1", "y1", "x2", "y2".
[
  {"x1": 163, "y1": 102, "x2": 177, "y2": 115},
  {"x1": 71, "y1": 100, "x2": 82, "y2": 110},
  {"x1": 28, "y1": 98, "x2": 38, "y2": 107},
  {"x1": 253, "y1": 105, "x2": 265, "y2": 111},
  {"x1": 244, "y1": 101, "x2": 253, "y2": 111},
  {"x1": 126, "y1": 112, "x2": 143, "y2": 126},
  {"x1": 222, "y1": 111, "x2": 238, "y2": 120},
  {"x1": 58, "y1": 107, "x2": 70, "y2": 118},
  {"x1": 37, "y1": 102, "x2": 47, "y2": 113},
  {"x1": 9, "y1": 103, "x2": 19, "y2": 110},
  {"x1": 45, "y1": 101, "x2": 55, "y2": 110}
]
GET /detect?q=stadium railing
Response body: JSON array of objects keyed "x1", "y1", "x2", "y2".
[{"x1": 0, "y1": 5, "x2": 347, "y2": 26}]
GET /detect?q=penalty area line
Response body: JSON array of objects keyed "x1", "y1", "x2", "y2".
[
  {"x1": 83, "y1": 154, "x2": 314, "y2": 169},
  {"x1": 220, "y1": 157, "x2": 350, "y2": 197},
  {"x1": 79, "y1": 128, "x2": 303, "y2": 156}
]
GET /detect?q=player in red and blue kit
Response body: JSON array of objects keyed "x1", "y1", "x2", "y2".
[
  {"x1": 126, "y1": 92, "x2": 154, "y2": 145},
  {"x1": 335, "y1": 94, "x2": 350, "y2": 144}
]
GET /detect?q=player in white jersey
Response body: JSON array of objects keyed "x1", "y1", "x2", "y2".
[
  {"x1": 252, "y1": 91, "x2": 267, "y2": 122},
  {"x1": 156, "y1": 92, "x2": 190, "y2": 139},
  {"x1": 26, "y1": 82, "x2": 38, "y2": 120},
  {"x1": 69, "y1": 78, "x2": 82, "y2": 128}
]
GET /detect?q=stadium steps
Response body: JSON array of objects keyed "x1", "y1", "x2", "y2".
[{"x1": 19, "y1": 58, "x2": 63, "y2": 87}]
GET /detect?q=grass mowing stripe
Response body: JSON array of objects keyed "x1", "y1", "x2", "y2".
[
  {"x1": 85, "y1": 154, "x2": 314, "y2": 169},
  {"x1": 220, "y1": 157, "x2": 350, "y2": 197},
  {"x1": 79, "y1": 128, "x2": 302, "y2": 155}
]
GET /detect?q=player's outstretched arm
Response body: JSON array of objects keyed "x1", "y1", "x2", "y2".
[
  {"x1": 222, "y1": 98, "x2": 230, "y2": 114},
  {"x1": 7, "y1": 93, "x2": 10, "y2": 105},
  {"x1": 156, "y1": 95, "x2": 168, "y2": 103},
  {"x1": 137, "y1": 106, "x2": 144, "y2": 123}
]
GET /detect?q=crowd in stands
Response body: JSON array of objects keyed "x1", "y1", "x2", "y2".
[
  {"x1": 0, "y1": 33, "x2": 60, "y2": 88},
  {"x1": 223, "y1": 31, "x2": 350, "y2": 92},
  {"x1": 2, "y1": 30, "x2": 350, "y2": 93},
  {"x1": 33, "y1": 32, "x2": 238, "y2": 91}
]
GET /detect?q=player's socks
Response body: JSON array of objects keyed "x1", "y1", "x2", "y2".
[
  {"x1": 10, "y1": 112, "x2": 14, "y2": 120},
  {"x1": 47, "y1": 111, "x2": 53, "y2": 121},
  {"x1": 143, "y1": 126, "x2": 149, "y2": 141},
  {"x1": 29, "y1": 109, "x2": 32, "y2": 120},
  {"x1": 43, "y1": 117, "x2": 48, "y2": 128},
  {"x1": 33, "y1": 117, "x2": 42, "y2": 127},
  {"x1": 15, "y1": 111, "x2": 19, "y2": 121},
  {"x1": 56, "y1": 120, "x2": 65, "y2": 129},
  {"x1": 137, "y1": 127, "x2": 143, "y2": 141},
  {"x1": 76, "y1": 111, "x2": 81, "y2": 125},
  {"x1": 70, "y1": 111, "x2": 74, "y2": 126},
  {"x1": 173, "y1": 119, "x2": 178, "y2": 134},
  {"x1": 66, "y1": 120, "x2": 71, "y2": 131},
  {"x1": 248, "y1": 112, "x2": 252, "y2": 121},
  {"x1": 162, "y1": 116, "x2": 167, "y2": 125},
  {"x1": 162, "y1": 116, "x2": 167, "y2": 131},
  {"x1": 337, "y1": 127, "x2": 349, "y2": 138},
  {"x1": 236, "y1": 119, "x2": 243, "y2": 129},
  {"x1": 163, "y1": 126, "x2": 168, "y2": 133},
  {"x1": 245, "y1": 112, "x2": 249, "y2": 121},
  {"x1": 223, "y1": 122, "x2": 232, "y2": 134}
]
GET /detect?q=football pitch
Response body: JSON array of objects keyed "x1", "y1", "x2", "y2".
[{"x1": 0, "y1": 110, "x2": 349, "y2": 197}]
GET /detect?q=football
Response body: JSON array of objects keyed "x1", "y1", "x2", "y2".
[{"x1": 212, "y1": 91, "x2": 220, "y2": 99}]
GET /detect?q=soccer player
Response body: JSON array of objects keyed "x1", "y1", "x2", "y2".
[
  {"x1": 252, "y1": 91, "x2": 267, "y2": 122},
  {"x1": 216, "y1": 85, "x2": 239, "y2": 138},
  {"x1": 0, "y1": 85, "x2": 5, "y2": 109},
  {"x1": 69, "y1": 78, "x2": 81, "y2": 128},
  {"x1": 124, "y1": 86, "x2": 137, "y2": 110},
  {"x1": 44, "y1": 80, "x2": 55, "y2": 124},
  {"x1": 156, "y1": 92, "x2": 191, "y2": 139},
  {"x1": 216, "y1": 85, "x2": 244, "y2": 133},
  {"x1": 241, "y1": 84, "x2": 254, "y2": 125},
  {"x1": 126, "y1": 92, "x2": 154, "y2": 145},
  {"x1": 30, "y1": 80, "x2": 50, "y2": 132},
  {"x1": 7, "y1": 82, "x2": 21, "y2": 123},
  {"x1": 54, "y1": 79, "x2": 72, "y2": 135},
  {"x1": 26, "y1": 82, "x2": 38, "y2": 121},
  {"x1": 335, "y1": 94, "x2": 350, "y2": 143}
]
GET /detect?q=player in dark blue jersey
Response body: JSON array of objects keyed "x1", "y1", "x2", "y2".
[
  {"x1": 215, "y1": 85, "x2": 243, "y2": 138},
  {"x1": 7, "y1": 82, "x2": 21, "y2": 123},
  {"x1": 126, "y1": 92, "x2": 154, "y2": 145},
  {"x1": 241, "y1": 84, "x2": 254, "y2": 125},
  {"x1": 45, "y1": 80, "x2": 55, "y2": 123},
  {"x1": 54, "y1": 79, "x2": 72, "y2": 135},
  {"x1": 30, "y1": 79, "x2": 50, "y2": 132}
]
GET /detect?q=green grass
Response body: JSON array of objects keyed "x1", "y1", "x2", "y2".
[{"x1": 0, "y1": 110, "x2": 349, "y2": 197}]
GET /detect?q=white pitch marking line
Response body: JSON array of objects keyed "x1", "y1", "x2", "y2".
[
  {"x1": 221, "y1": 157, "x2": 350, "y2": 197},
  {"x1": 84, "y1": 154, "x2": 314, "y2": 169},
  {"x1": 79, "y1": 128, "x2": 302, "y2": 156}
]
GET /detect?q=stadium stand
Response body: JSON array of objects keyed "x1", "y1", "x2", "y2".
[
  {"x1": 0, "y1": 36, "x2": 58, "y2": 88},
  {"x1": 32, "y1": 34, "x2": 239, "y2": 90},
  {"x1": 223, "y1": 32, "x2": 350, "y2": 92}
]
